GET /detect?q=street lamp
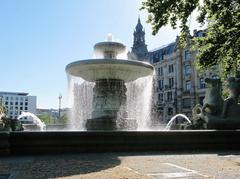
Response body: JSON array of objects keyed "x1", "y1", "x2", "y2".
[{"x1": 58, "y1": 94, "x2": 62, "y2": 121}]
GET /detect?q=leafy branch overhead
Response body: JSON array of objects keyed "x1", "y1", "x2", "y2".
[{"x1": 141, "y1": 0, "x2": 240, "y2": 78}]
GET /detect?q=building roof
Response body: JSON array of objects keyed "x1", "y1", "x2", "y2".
[
  {"x1": 148, "y1": 41, "x2": 177, "y2": 63},
  {"x1": 0, "y1": 91, "x2": 29, "y2": 96},
  {"x1": 148, "y1": 42, "x2": 176, "y2": 53}
]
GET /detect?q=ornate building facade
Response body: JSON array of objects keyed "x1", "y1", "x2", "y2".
[{"x1": 131, "y1": 19, "x2": 219, "y2": 123}]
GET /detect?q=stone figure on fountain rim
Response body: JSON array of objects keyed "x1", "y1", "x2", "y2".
[
  {"x1": 189, "y1": 77, "x2": 240, "y2": 130},
  {"x1": 221, "y1": 77, "x2": 240, "y2": 118},
  {"x1": 0, "y1": 106, "x2": 23, "y2": 131}
]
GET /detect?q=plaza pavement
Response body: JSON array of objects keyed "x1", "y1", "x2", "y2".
[{"x1": 0, "y1": 151, "x2": 239, "y2": 179}]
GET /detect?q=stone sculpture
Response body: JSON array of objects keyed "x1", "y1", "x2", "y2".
[
  {"x1": 188, "y1": 77, "x2": 240, "y2": 129},
  {"x1": 0, "y1": 107, "x2": 23, "y2": 131},
  {"x1": 221, "y1": 77, "x2": 240, "y2": 118}
]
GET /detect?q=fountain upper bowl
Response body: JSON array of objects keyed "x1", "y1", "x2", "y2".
[
  {"x1": 65, "y1": 59, "x2": 154, "y2": 82},
  {"x1": 94, "y1": 41, "x2": 126, "y2": 54}
]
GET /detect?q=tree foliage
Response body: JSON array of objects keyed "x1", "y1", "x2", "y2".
[
  {"x1": 141, "y1": 0, "x2": 240, "y2": 78},
  {"x1": 37, "y1": 114, "x2": 56, "y2": 125},
  {"x1": 0, "y1": 103, "x2": 6, "y2": 119},
  {"x1": 37, "y1": 114, "x2": 68, "y2": 125}
]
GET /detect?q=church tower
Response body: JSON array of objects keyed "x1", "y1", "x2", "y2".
[{"x1": 131, "y1": 17, "x2": 148, "y2": 61}]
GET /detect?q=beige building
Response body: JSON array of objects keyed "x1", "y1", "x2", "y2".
[
  {"x1": 131, "y1": 19, "x2": 219, "y2": 123},
  {"x1": 148, "y1": 30, "x2": 219, "y2": 123}
]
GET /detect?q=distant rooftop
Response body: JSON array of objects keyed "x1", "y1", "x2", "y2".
[
  {"x1": 0, "y1": 91, "x2": 29, "y2": 96},
  {"x1": 148, "y1": 41, "x2": 177, "y2": 63},
  {"x1": 148, "y1": 42, "x2": 176, "y2": 53}
]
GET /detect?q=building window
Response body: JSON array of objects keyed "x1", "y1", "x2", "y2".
[
  {"x1": 15, "y1": 102, "x2": 18, "y2": 105},
  {"x1": 183, "y1": 98, "x2": 191, "y2": 108},
  {"x1": 158, "y1": 93, "x2": 164, "y2": 103},
  {"x1": 10, "y1": 102, "x2": 13, "y2": 105},
  {"x1": 5, "y1": 101, "x2": 8, "y2": 105},
  {"x1": 196, "y1": 31, "x2": 205, "y2": 37},
  {"x1": 25, "y1": 107, "x2": 28, "y2": 110},
  {"x1": 158, "y1": 80, "x2": 164, "y2": 90},
  {"x1": 199, "y1": 78, "x2": 205, "y2": 89},
  {"x1": 186, "y1": 80, "x2": 191, "y2": 91},
  {"x1": 158, "y1": 67, "x2": 163, "y2": 76},
  {"x1": 169, "y1": 78, "x2": 174, "y2": 88},
  {"x1": 168, "y1": 108, "x2": 173, "y2": 115},
  {"x1": 167, "y1": 91, "x2": 173, "y2": 101},
  {"x1": 212, "y1": 75, "x2": 219, "y2": 79},
  {"x1": 185, "y1": 64, "x2": 191, "y2": 75},
  {"x1": 15, "y1": 97, "x2": 18, "y2": 101},
  {"x1": 168, "y1": 64, "x2": 174, "y2": 73},
  {"x1": 185, "y1": 50, "x2": 191, "y2": 60},
  {"x1": 5, "y1": 97, "x2": 9, "y2": 100},
  {"x1": 153, "y1": 52, "x2": 163, "y2": 63},
  {"x1": 25, "y1": 102, "x2": 28, "y2": 106}
]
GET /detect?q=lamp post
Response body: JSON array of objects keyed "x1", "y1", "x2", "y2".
[{"x1": 58, "y1": 94, "x2": 62, "y2": 121}]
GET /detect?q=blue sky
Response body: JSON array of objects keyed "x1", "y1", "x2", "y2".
[{"x1": 0, "y1": 0, "x2": 202, "y2": 109}]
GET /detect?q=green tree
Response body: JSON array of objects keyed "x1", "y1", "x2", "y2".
[
  {"x1": 0, "y1": 102, "x2": 6, "y2": 118},
  {"x1": 37, "y1": 114, "x2": 69, "y2": 125},
  {"x1": 141, "y1": 0, "x2": 240, "y2": 78},
  {"x1": 37, "y1": 114, "x2": 56, "y2": 125},
  {"x1": 59, "y1": 114, "x2": 69, "y2": 125}
]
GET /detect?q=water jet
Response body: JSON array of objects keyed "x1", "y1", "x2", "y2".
[{"x1": 66, "y1": 35, "x2": 154, "y2": 130}]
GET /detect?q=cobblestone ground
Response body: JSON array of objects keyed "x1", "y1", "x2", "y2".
[{"x1": 0, "y1": 152, "x2": 239, "y2": 179}]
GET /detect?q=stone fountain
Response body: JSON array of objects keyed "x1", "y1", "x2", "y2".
[
  {"x1": 1, "y1": 35, "x2": 240, "y2": 156},
  {"x1": 66, "y1": 35, "x2": 154, "y2": 130}
]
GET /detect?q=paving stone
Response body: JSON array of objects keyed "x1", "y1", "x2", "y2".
[{"x1": 0, "y1": 152, "x2": 239, "y2": 179}]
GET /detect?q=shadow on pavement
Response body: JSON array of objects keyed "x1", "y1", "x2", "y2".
[{"x1": 0, "y1": 153, "x2": 121, "y2": 178}]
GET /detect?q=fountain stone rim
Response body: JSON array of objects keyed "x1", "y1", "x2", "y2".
[
  {"x1": 65, "y1": 59, "x2": 154, "y2": 82},
  {"x1": 94, "y1": 41, "x2": 126, "y2": 52}
]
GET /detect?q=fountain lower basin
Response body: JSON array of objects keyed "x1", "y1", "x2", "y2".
[{"x1": 1, "y1": 130, "x2": 240, "y2": 155}]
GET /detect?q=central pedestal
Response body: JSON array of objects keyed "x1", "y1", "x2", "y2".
[{"x1": 86, "y1": 79, "x2": 137, "y2": 130}]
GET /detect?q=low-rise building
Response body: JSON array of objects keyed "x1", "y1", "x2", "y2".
[{"x1": 0, "y1": 91, "x2": 36, "y2": 119}]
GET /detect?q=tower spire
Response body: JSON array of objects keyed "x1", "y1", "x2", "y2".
[{"x1": 131, "y1": 17, "x2": 148, "y2": 61}]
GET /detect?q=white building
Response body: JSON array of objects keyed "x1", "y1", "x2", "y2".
[{"x1": 0, "y1": 92, "x2": 37, "y2": 119}]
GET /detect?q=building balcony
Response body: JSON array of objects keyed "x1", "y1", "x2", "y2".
[
  {"x1": 156, "y1": 87, "x2": 164, "y2": 92},
  {"x1": 182, "y1": 90, "x2": 191, "y2": 95},
  {"x1": 165, "y1": 85, "x2": 174, "y2": 90},
  {"x1": 165, "y1": 99, "x2": 175, "y2": 104},
  {"x1": 156, "y1": 101, "x2": 164, "y2": 107}
]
